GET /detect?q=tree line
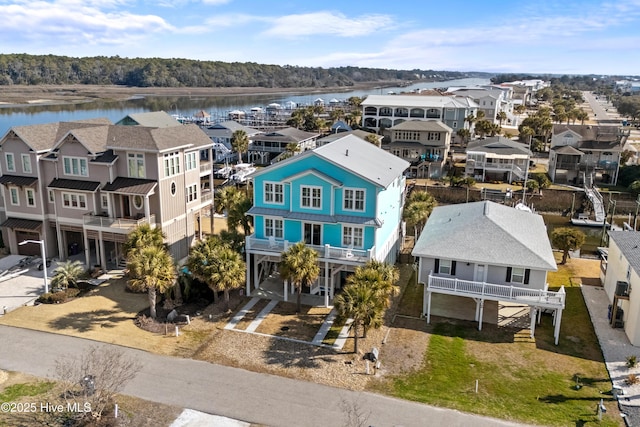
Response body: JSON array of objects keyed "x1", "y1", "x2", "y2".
[{"x1": 0, "y1": 54, "x2": 486, "y2": 88}]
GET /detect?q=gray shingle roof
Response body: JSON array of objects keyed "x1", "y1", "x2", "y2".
[
  {"x1": 247, "y1": 206, "x2": 382, "y2": 227},
  {"x1": 116, "y1": 111, "x2": 182, "y2": 127},
  {"x1": 362, "y1": 94, "x2": 478, "y2": 109},
  {"x1": 0, "y1": 217, "x2": 42, "y2": 231},
  {"x1": 5, "y1": 119, "x2": 112, "y2": 152},
  {"x1": 467, "y1": 137, "x2": 531, "y2": 156},
  {"x1": 48, "y1": 178, "x2": 101, "y2": 192},
  {"x1": 106, "y1": 123, "x2": 212, "y2": 152},
  {"x1": 317, "y1": 129, "x2": 381, "y2": 145},
  {"x1": 412, "y1": 201, "x2": 557, "y2": 271},
  {"x1": 553, "y1": 145, "x2": 584, "y2": 155},
  {"x1": 313, "y1": 135, "x2": 410, "y2": 188},
  {"x1": 251, "y1": 127, "x2": 319, "y2": 143},
  {"x1": 92, "y1": 149, "x2": 119, "y2": 164},
  {"x1": 389, "y1": 120, "x2": 453, "y2": 133},
  {"x1": 608, "y1": 231, "x2": 640, "y2": 275}
]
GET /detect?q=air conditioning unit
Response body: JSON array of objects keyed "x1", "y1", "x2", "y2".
[{"x1": 616, "y1": 281, "x2": 630, "y2": 297}]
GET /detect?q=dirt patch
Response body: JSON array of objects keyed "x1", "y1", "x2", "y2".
[{"x1": 255, "y1": 302, "x2": 332, "y2": 341}]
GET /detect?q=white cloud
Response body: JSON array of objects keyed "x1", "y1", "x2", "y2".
[
  {"x1": 204, "y1": 13, "x2": 264, "y2": 28},
  {"x1": 201, "y1": 0, "x2": 231, "y2": 4},
  {"x1": 262, "y1": 11, "x2": 395, "y2": 38}
]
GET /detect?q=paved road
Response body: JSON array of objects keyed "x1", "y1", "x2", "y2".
[
  {"x1": 582, "y1": 91, "x2": 620, "y2": 125},
  {"x1": 0, "y1": 326, "x2": 531, "y2": 427}
]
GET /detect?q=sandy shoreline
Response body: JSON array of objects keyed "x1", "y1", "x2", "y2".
[{"x1": 0, "y1": 81, "x2": 405, "y2": 108}]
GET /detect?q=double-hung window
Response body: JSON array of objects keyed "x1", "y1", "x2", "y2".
[
  {"x1": 264, "y1": 182, "x2": 283, "y2": 204},
  {"x1": 186, "y1": 184, "x2": 198, "y2": 202},
  {"x1": 63, "y1": 156, "x2": 88, "y2": 177},
  {"x1": 264, "y1": 218, "x2": 283, "y2": 239},
  {"x1": 185, "y1": 152, "x2": 197, "y2": 171},
  {"x1": 128, "y1": 153, "x2": 145, "y2": 178},
  {"x1": 25, "y1": 189, "x2": 35, "y2": 207},
  {"x1": 438, "y1": 259, "x2": 453, "y2": 275},
  {"x1": 164, "y1": 152, "x2": 180, "y2": 177},
  {"x1": 301, "y1": 186, "x2": 321, "y2": 209},
  {"x1": 62, "y1": 193, "x2": 87, "y2": 209},
  {"x1": 342, "y1": 226, "x2": 363, "y2": 248},
  {"x1": 343, "y1": 188, "x2": 365, "y2": 211},
  {"x1": 5, "y1": 153, "x2": 15, "y2": 172},
  {"x1": 9, "y1": 187, "x2": 19, "y2": 205},
  {"x1": 21, "y1": 154, "x2": 32, "y2": 173}
]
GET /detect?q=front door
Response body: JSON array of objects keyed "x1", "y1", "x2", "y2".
[
  {"x1": 474, "y1": 264, "x2": 487, "y2": 282},
  {"x1": 303, "y1": 223, "x2": 321, "y2": 246},
  {"x1": 122, "y1": 196, "x2": 131, "y2": 218}
]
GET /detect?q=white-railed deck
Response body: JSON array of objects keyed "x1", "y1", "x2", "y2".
[
  {"x1": 425, "y1": 274, "x2": 565, "y2": 345},
  {"x1": 83, "y1": 213, "x2": 156, "y2": 233},
  {"x1": 246, "y1": 235, "x2": 375, "y2": 263}
]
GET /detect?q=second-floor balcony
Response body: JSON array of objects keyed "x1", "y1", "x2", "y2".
[
  {"x1": 83, "y1": 213, "x2": 156, "y2": 233},
  {"x1": 246, "y1": 235, "x2": 376, "y2": 263},
  {"x1": 200, "y1": 160, "x2": 213, "y2": 175},
  {"x1": 554, "y1": 160, "x2": 619, "y2": 171}
]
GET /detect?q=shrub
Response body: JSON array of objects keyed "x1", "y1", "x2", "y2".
[
  {"x1": 627, "y1": 373, "x2": 639, "y2": 385},
  {"x1": 628, "y1": 355, "x2": 638, "y2": 368},
  {"x1": 36, "y1": 288, "x2": 80, "y2": 304}
]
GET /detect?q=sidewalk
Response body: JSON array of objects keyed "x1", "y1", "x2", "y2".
[{"x1": 582, "y1": 285, "x2": 640, "y2": 424}]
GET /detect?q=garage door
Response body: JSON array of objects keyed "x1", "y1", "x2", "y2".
[{"x1": 16, "y1": 231, "x2": 41, "y2": 256}]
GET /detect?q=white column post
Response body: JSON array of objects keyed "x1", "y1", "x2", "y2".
[
  {"x1": 98, "y1": 230, "x2": 106, "y2": 271},
  {"x1": 95, "y1": 238, "x2": 101, "y2": 266},
  {"x1": 283, "y1": 279, "x2": 288, "y2": 302},
  {"x1": 530, "y1": 307, "x2": 537, "y2": 338},
  {"x1": 245, "y1": 238, "x2": 250, "y2": 296},
  {"x1": 83, "y1": 231, "x2": 90, "y2": 267},
  {"x1": 426, "y1": 291, "x2": 432, "y2": 323},
  {"x1": 478, "y1": 300, "x2": 484, "y2": 331},
  {"x1": 324, "y1": 261, "x2": 329, "y2": 307},
  {"x1": 253, "y1": 256, "x2": 259, "y2": 291},
  {"x1": 144, "y1": 195, "x2": 151, "y2": 221},
  {"x1": 554, "y1": 308, "x2": 563, "y2": 345}
]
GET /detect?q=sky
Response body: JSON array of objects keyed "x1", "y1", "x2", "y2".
[{"x1": 0, "y1": 0, "x2": 639, "y2": 76}]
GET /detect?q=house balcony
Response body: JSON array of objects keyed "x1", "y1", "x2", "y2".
[
  {"x1": 555, "y1": 160, "x2": 619, "y2": 171},
  {"x1": 246, "y1": 235, "x2": 375, "y2": 263},
  {"x1": 427, "y1": 274, "x2": 565, "y2": 310},
  {"x1": 249, "y1": 145, "x2": 286, "y2": 153},
  {"x1": 201, "y1": 189, "x2": 213, "y2": 204},
  {"x1": 200, "y1": 160, "x2": 213, "y2": 175},
  {"x1": 83, "y1": 213, "x2": 156, "y2": 233}
]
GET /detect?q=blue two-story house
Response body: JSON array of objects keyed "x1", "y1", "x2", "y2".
[{"x1": 245, "y1": 134, "x2": 410, "y2": 306}]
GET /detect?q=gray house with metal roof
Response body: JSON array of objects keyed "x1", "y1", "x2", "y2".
[
  {"x1": 412, "y1": 200, "x2": 565, "y2": 344},
  {"x1": 465, "y1": 136, "x2": 531, "y2": 183},
  {"x1": 0, "y1": 112, "x2": 214, "y2": 267}
]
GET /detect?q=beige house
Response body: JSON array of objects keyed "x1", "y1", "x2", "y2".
[
  {"x1": 465, "y1": 136, "x2": 531, "y2": 183},
  {"x1": 0, "y1": 112, "x2": 213, "y2": 268},
  {"x1": 383, "y1": 120, "x2": 452, "y2": 178}
]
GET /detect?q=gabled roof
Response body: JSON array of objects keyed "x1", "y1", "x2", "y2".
[
  {"x1": 251, "y1": 134, "x2": 409, "y2": 189},
  {"x1": 106, "y1": 123, "x2": 212, "y2": 152},
  {"x1": 553, "y1": 145, "x2": 584, "y2": 156},
  {"x1": 552, "y1": 124, "x2": 621, "y2": 142},
  {"x1": 3, "y1": 119, "x2": 112, "y2": 153},
  {"x1": 281, "y1": 168, "x2": 343, "y2": 186},
  {"x1": 412, "y1": 201, "x2": 557, "y2": 271},
  {"x1": 608, "y1": 231, "x2": 640, "y2": 276},
  {"x1": 317, "y1": 129, "x2": 380, "y2": 145},
  {"x1": 56, "y1": 125, "x2": 111, "y2": 155},
  {"x1": 331, "y1": 121, "x2": 352, "y2": 132},
  {"x1": 116, "y1": 111, "x2": 181, "y2": 127},
  {"x1": 362, "y1": 94, "x2": 478, "y2": 109},
  {"x1": 206, "y1": 120, "x2": 260, "y2": 134},
  {"x1": 467, "y1": 137, "x2": 531, "y2": 156},
  {"x1": 389, "y1": 120, "x2": 452, "y2": 133},
  {"x1": 251, "y1": 127, "x2": 319, "y2": 143}
]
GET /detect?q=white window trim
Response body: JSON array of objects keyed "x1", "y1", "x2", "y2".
[
  {"x1": 101, "y1": 194, "x2": 109, "y2": 210},
  {"x1": 301, "y1": 185, "x2": 322, "y2": 210},
  {"x1": 5, "y1": 153, "x2": 15, "y2": 173},
  {"x1": 164, "y1": 152, "x2": 181, "y2": 178},
  {"x1": 127, "y1": 152, "x2": 145, "y2": 178},
  {"x1": 62, "y1": 192, "x2": 87, "y2": 210},
  {"x1": 264, "y1": 181, "x2": 284, "y2": 205},
  {"x1": 48, "y1": 189, "x2": 55, "y2": 203},
  {"x1": 9, "y1": 187, "x2": 19, "y2": 206},
  {"x1": 343, "y1": 187, "x2": 366, "y2": 212},
  {"x1": 25, "y1": 188, "x2": 36, "y2": 207},
  {"x1": 264, "y1": 217, "x2": 283, "y2": 239},
  {"x1": 62, "y1": 156, "x2": 88, "y2": 177},
  {"x1": 186, "y1": 184, "x2": 198, "y2": 203},
  {"x1": 439, "y1": 259, "x2": 452, "y2": 275},
  {"x1": 132, "y1": 195, "x2": 144, "y2": 210},
  {"x1": 511, "y1": 267, "x2": 525, "y2": 284},
  {"x1": 184, "y1": 151, "x2": 197, "y2": 171},
  {"x1": 21, "y1": 154, "x2": 32, "y2": 173},
  {"x1": 342, "y1": 225, "x2": 364, "y2": 248}
]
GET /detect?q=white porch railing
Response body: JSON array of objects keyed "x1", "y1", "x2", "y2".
[
  {"x1": 83, "y1": 213, "x2": 156, "y2": 232},
  {"x1": 246, "y1": 235, "x2": 374, "y2": 262},
  {"x1": 428, "y1": 274, "x2": 565, "y2": 309}
]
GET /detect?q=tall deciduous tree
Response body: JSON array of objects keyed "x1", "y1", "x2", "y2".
[
  {"x1": 280, "y1": 242, "x2": 320, "y2": 313},
  {"x1": 551, "y1": 227, "x2": 586, "y2": 264}
]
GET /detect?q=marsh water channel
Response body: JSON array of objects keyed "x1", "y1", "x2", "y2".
[{"x1": 0, "y1": 77, "x2": 490, "y2": 135}]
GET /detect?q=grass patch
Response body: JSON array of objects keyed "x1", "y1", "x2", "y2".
[
  {"x1": 0, "y1": 381, "x2": 54, "y2": 401},
  {"x1": 322, "y1": 317, "x2": 345, "y2": 346},
  {"x1": 396, "y1": 268, "x2": 422, "y2": 318}
]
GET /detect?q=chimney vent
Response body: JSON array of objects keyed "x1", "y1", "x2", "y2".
[{"x1": 346, "y1": 149, "x2": 349, "y2": 156}]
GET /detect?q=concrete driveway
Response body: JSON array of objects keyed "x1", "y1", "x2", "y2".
[{"x1": 0, "y1": 255, "x2": 54, "y2": 314}]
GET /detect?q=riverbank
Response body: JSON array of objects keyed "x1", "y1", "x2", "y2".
[{"x1": 0, "y1": 81, "x2": 405, "y2": 108}]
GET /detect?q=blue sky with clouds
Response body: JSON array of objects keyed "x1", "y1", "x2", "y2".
[{"x1": 1, "y1": 0, "x2": 638, "y2": 75}]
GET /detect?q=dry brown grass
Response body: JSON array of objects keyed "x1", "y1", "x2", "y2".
[
  {"x1": 233, "y1": 299, "x2": 270, "y2": 330},
  {"x1": 255, "y1": 302, "x2": 332, "y2": 341}
]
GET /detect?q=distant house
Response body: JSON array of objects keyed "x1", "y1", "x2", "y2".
[
  {"x1": 116, "y1": 111, "x2": 182, "y2": 128},
  {"x1": 548, "y1": 124, "x2": 629, "y2": 185},
  {"x1": 465, "y1": 136, "x2": 531, "y2": 183},
  {"x1": 202, "y1": 120, "x2": 261, "y2": 163},
  {"x1": 601, "y1": 231, "x2": 640, "y2": 345},
  {"x1": 248, "y1": 127, "x2": 319, "y2": 165},
  {"x1": 316, "y1": 129, "x2": 381, "y2": 147},
  {"x1": 330, "y1": 120, "x2": 352, "y2": 134},
  {"x1": 412, "y1": 201, "x2": 565, "y2": 344},
  {"x1": 245, "y1": 135, "x2": 409, "y2": 306},
  {"x1": 383, "y1": 120, "x2": 452, "y2": 178}
]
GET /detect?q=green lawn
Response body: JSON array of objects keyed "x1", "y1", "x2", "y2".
[{"x1": 372, "y1": 261, "x2": 620, "y2": 426}]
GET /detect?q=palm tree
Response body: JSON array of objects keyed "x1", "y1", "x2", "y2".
[
  {"x1": 497, "y1": 111, "x2": 507, "y2": 126},
  {"x1": 187, "y1": 236, "x2": 224, "y2": 304},
  {"x1": 227, "y1": 192, "x2": 253, "y2": 237},
  {"x1": 456, "y1": 128, "x2": 471, "y2": 146},
  {"x1": 50, "y1": 260, "x2": 84, "y2": 290},
  {"x1": 364, "y1": 133, "x2": 380, "y2": 147},
  {"x1": 474, "y1": 119, "x2": 493, "y2": 138},
  {"x1": 210, "y1": 246, "x2": 246, "y2": 310},
  {"x1": 279, "y1": 242, "x2": 320, "y2": 313},
  {"x1": 334, "y1": 282, "x2": 384, "y2": 354},
  {"x1": 476, "y1": 110, "x2": 486, "y2": 120},
  {"x1": 362, "y1": 260, "x2": 399, "y2": 301},
  {"x1": 465, "y1": 114, "x2": 476, "y2": 131},
  {"x1": 214, "y1": 186, "x2": 242, "y2": 215},
  {"x1": 402, "y1": 190, "x2": 437, "y2": 239},
  {"x1": 231, "y1": 129, "x2": 249, "y2": 163},
  {"x1": 127, "y1": 246, "x2": 177, "y2": 319},
  {"x1": 123, "y1": 224, "x2": 165, "y2": 257},
  {"x1": 285, "y1": 142, "x2": 301, "y2": 156}
]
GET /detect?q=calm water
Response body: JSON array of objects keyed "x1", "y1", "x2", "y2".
[{"x1": 0, "y1": 78, "x2": 490, "y2": 135}]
